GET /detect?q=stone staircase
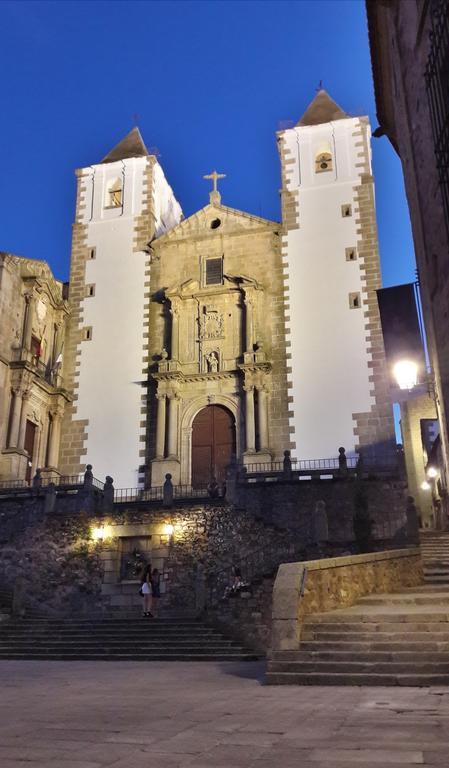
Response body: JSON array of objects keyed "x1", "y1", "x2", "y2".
[
  {"x1": 0, "y1": 616, "x2": 260, "y2": 661},
  {"x1": 420, "y1": 530, "x2": 449, "y2": 584},
  {"x1": 267, "y1": 532, "x2": 449, "y2": 686}
]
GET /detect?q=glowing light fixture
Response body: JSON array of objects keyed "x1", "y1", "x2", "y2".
[
  {"x1": 420, "y1": 480, "x2": 431, "y2": 491},
  {"x1": 393, "y1": 360, "x2": 418, "y2": 390},
  {"x1": 92, "y1": 526, "x2": 109, "y2": 541},
  {"x1": 164, "y1": 524, "x2": 174, "y2": 537},
  {"x1": 427, "y1": 466, "x2": 438, "y2": 478}
]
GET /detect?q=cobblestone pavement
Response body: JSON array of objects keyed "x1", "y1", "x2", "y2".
[{"x1": 0, "y1": 661, "x2": 448, "y2": 766}]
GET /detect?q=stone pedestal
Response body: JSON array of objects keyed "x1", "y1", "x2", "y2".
[
  {"x1": 0, "y1": 449, "x2": 29, "y2": 482},
  {"x1": 151, "y1": 458, "x2": 181, "y2": 487},
  {"x1": 242, "y1": 451, "x2": 272, "y2": 467}
]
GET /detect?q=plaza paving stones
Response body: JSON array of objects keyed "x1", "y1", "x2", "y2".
[{"x1": 0, "y1": 660, "x2": 449, "y2": 766}]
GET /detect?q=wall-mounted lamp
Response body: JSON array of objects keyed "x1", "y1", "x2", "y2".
[
  {"x1": 427, "y1": 466, "x2": 438, "y2": 479},
  {"x1": 164, "y1": 524, "x2": 174, "y2": 537},
  {"x1": 393, "y1": 360, "x2": 419, "y2": 391},
  {"x1": 91, "y1": 525, "x2": 111, "y2": 541},
  {"x1": 420, "y1": 480, "x2": 431, "y2": 491}
]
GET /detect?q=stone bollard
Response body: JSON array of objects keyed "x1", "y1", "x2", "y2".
[
  {"x1": 103, "y1": 476, "x2": 114, "y2": 513},
  {"x1": 283, "y1": 449, "x2": 292, "y2": 479},
  {"x1": 83, "y1": 464, "x2": 93, "y2": 490},
  {"x1": 406, "y1": 495, "x2": 420, "y2": 545},
  {"x1": 163, "y1": 473, "x2": 173, "y2": 508},
  {"x1": 32, "y1": 468, "x2": 42, "y2": 494},
  {"x1": 338, "y1": 446, "x2": 348, "y2": 476},
  {"x1": 44, "y1": 482, "x2": 56, "y2": 514}
]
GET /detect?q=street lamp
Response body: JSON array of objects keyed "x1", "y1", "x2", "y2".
[
  {"x1": 427, "y1": 466, "x2": 438, "y2": 478},
  {"x1": 421, "y1": 480, "x2": 431, "y2": 491},
  {"x1": 393, "y1": 360, "x2": 419, "y2": 390}
]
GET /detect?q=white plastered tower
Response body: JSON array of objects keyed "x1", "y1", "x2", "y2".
[
  {"x1": 278, "y1": 90, "x2": 394, "y2": 460},
  {"x1": 59, "y1": 129, "x2": 182, "y2": 487}
]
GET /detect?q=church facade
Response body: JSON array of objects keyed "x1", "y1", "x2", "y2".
[{"x1": 0, "y1": 91, "x2": 395, "y2": 489}]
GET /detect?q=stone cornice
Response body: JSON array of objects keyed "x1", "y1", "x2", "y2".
[
  {"x1": 152, "y1": 370, "x2": 237, "y2": 385},
  {"x1": 152, "y1": 203, "x2": 279, "y2": 246}
]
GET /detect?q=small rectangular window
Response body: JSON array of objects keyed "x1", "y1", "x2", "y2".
[
  {"x1": 349, "y1": 292, "x2": 361, "y2": 309},
  {"x1": 205, "y1": 258, "x2": 223, "y2": 286},
  {"x1": 83, "y1": 327, "x2": 93, "y2": 341},
  {"x1": 345, "y1": 247, "x2": 357, "y2": 261},
  {"x1": 86, "y1": 284, "x2": 95, "y2": 297},
  {"x1": 341, "y1": 204, "x2": 352, "y2": 218},
  {"x1": 88, "y1": 247, "x2": 96, "y2": 260}
]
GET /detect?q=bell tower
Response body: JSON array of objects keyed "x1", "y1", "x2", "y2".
[
  {"x1": 278, "y1": 90, "x2": 394, "y2": 460},
  {"x1": 59, "y1": 128, "x2": 182, "y2": 487}
]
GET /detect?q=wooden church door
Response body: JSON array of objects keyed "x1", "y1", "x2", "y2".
[{"x1": 191, "y1": 406, "x2": 235, "y2": 487}]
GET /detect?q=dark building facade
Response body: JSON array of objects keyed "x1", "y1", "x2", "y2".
[{"x1": 366, "y1": 0, "x2": 449, "y2": 504}]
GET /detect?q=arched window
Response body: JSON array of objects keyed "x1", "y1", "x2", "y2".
[
  {"x1": 106, "y1": 177, "x2": 123, "y2": 208},
  {"x1": 315, "y1": 151, "x2": 333, "y2": 174}
]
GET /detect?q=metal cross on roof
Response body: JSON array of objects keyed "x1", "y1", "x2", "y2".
[{"x1": 203, "y1": 170, "x2": 226, "y2": 193}]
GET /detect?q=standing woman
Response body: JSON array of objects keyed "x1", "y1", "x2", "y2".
[
  {"x1": 150, "y1": 568, "x2": 161, "y2": 618},
  {"x1": 140, "y1": 563, "x2": 152, "y2": 617}
]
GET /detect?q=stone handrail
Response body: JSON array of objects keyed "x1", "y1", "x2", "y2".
[{"x1": 271, "y1": 547, "x2": 423, "y2": 653}]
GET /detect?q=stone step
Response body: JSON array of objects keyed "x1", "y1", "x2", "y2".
[
  {"x1": 306, "y1": 611, "x2": 449, "y2": 623},
  {"x1": 303, "y1": 620, "x2": 449, "y2": 632},
  {"x1": 271, "y1": 649, "x2": 449, "y2": 662},
  {"x1": 0, "y1": 638, "x2": 239, "y2": 647},
  {"x1": 0, "y1": 626, "x2": 223, "y2": 634},
  {"x1": 265, "y1": 671, "x2": 449, "y2": 686},
  {"x1": 301, "y1": 630, "x2": 449, "y2": 642},
  {"x1": 403, "y1": 584, "x2": 449, "y2": 592},
  {"x1": 423, "y1": 576, "x2": 449, "y2": 583},
  {"x1": 300, "y1": 639, "x2": 449, "y2": 651},
  {"x1": 0, "y1": 615, "x2": 258, "y2": 661},
  {"x1": 0, "y1": 651, "x2": 259, "y2": 661},
  {"x1": 357, "y1": 592, "x2": 449, "y2": 605},
  {"x1": 267, "y1": 660, "x2": 449, "y2": 674}
]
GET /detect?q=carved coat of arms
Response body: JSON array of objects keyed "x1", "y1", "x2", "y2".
[{"x1": 200, "y1": 308, "x2": 224, "y2": 340}]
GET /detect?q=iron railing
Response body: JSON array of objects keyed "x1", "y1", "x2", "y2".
[
  {"x1": 0, "y1": 479, "x2": 28, "y2": 490},
  {"x1": 114, "y1": 483, "x2": 219, "y2": 504},
  {"x1": 243, "y1": 456, "x2": 358, "y2": 475},
  {"x1": 11, "y1": 347, "x2": 64, "y2": 388},
  {"x1": 173, "y1": 484, "x2": 212, "y2": 499},
  {"x1": 114, "y1": 487, "x2": 163, "y2": 504}
]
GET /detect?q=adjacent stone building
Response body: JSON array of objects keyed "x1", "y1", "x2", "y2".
[
  {"x1": 0, "y1": 253, "x2": 70, "y2": 482},
  {"x1": 366, "y1": 0, "x2": 449, "y2": 501}
]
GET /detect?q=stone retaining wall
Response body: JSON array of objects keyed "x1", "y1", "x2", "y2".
[{"x1": 272, "y1": 548, "x2": 423, "y2": 652}]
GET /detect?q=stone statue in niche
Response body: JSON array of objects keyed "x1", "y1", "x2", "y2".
[
  {"x1": 206, "y1": 351, "x2": 219, "y2": 373},
  {"x1": 200, "y1": 309, "x2": 224, "y2": 340}
]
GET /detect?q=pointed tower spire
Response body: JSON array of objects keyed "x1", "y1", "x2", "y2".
[
  {"x1": 297, "y1": 90, "x2": 348, "y2": 127},
  {"x1": 101, "y1": 127, "x2": 150, "y2": 164}
]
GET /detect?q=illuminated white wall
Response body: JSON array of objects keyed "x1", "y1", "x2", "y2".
[
  {"x1": 75, "y1": 158, "x2": 182, "y2": 487},
  {"x1": 281, "y1": 117, "x2": 376, "y2": 459}
]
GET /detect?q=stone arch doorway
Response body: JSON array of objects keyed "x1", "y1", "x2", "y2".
[{"x1": 191, "y1": 405, "x2": 236, "y2": 487}]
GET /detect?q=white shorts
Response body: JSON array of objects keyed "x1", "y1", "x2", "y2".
[{"x1": 141, "y1": 583, "x2": 151, "y2": 595}]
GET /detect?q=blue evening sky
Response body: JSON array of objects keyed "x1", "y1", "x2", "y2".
[{"x1": 0, "y1": 0, "x2": 415, "y2": 286}]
